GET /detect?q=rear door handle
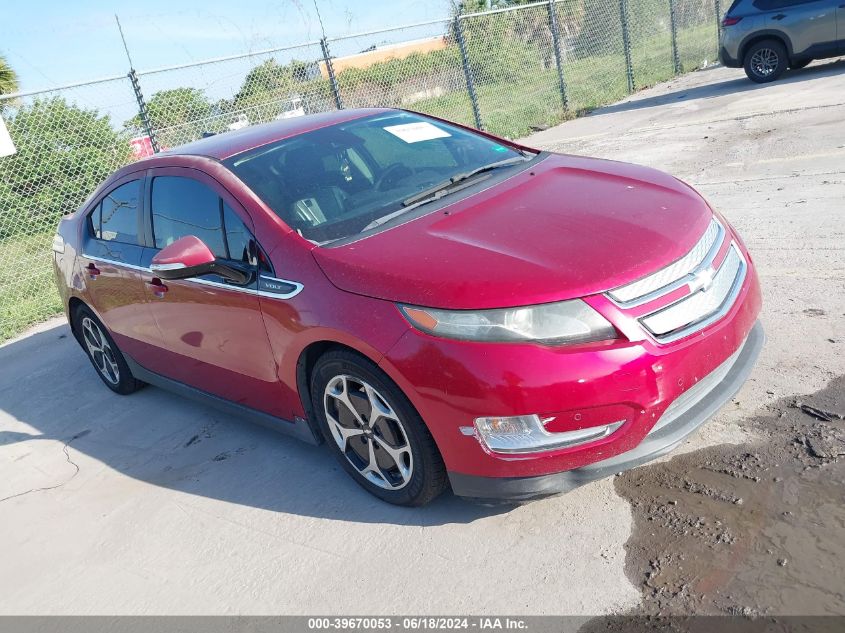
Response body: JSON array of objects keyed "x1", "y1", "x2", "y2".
[
  {"x1": 86, "y1": 262, "x2": 101, "y2": 280},
  {"x1": 146, "y1": 278, "x2": 169, "y2": 298},
  {"x1": 772, "y1": 13, "x2": 786, "y2": 20}
]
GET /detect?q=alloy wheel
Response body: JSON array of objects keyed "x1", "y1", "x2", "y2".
[
  {"x1": 81, "y1": 316, "x2": 120, "y2": 385},
  {"x1": 750, "y1": 48, "x2": 779, "y2": 78},
  {"x1": 324, "y1": 375, "x2": 413, "y2": 490}
]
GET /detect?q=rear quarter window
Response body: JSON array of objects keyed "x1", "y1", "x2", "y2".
[{"x1": 90, "y1": 180, "x2": 142, "y2": 244}]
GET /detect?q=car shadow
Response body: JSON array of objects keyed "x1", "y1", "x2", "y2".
[
  {"x1": 586, "y1": 58, "x2": 845, "y2": 117},
  {"x1": 0, "y1": 321, "x2": 512, "y2": 525}
]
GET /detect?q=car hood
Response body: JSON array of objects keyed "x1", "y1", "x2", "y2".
[{"x1": 312, "y1": 153, "x2": 715, "y2": 310}]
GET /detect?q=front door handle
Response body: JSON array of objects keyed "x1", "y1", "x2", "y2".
[
  {"x1": 86, "y1": 262, "x2": 101, "y2": 280},
  {"x1": 147, "y1": 278, "x2": 169, "y2": 298},
  {"x1": 772, "y1": 13, "x2": 786, "y2": 20}
]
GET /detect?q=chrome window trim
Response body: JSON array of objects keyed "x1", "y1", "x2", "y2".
[
  {"x1": 640, "y1": 244, "x2": 747, "y2": 344},
  {"x1": 607, "y1": 219, "x2": 725, "y2": 308},
  {"x1": 81, "y1": 254, "x2": 304, "y2": 300},
  {"x1": 81, "y1": 253, "x2": 150, "y2": 273}
]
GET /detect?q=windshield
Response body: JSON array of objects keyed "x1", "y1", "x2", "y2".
[{"x1": 224, "y1": 112, "x2": 532, "y2": 244}]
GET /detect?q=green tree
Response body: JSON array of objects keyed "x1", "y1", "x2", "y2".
[
  {"x1": 0, "y1": 97, "x2": 131, "y2": 240},
  {"x1": 0, "y1": 55, "x2": 19, "y2": 95},
  {"x1": 233, "y1": 59, "x2": 299, "y2": 114},
  {"x1": 232, "y1": 59, "x2": 332, "y2": 122},
  {"x1": 147, "y1": 87, "x2": 212, "y2": 130},
  {"x1": 126, "y1": 87, "x2": 213, "y2": 146}
]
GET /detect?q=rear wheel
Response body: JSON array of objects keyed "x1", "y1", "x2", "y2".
[
  {"x1": 743, "y1": 39, "x2": 788, "y2": 83},
  {"x1": 74, "y1": 305, "x2": 144, "y2": 395},
  {"x1": 311, "y1": 350, "x2": 447, "y2": 506}
]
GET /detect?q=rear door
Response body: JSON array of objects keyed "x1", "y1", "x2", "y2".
[
  {"x1": 752, "y1": 0, "x2": 838, "y2": 56},
  {"x1": 78, "y1": 174, "x2": 159, "y2": 361},
  {"x1": 137, "y1": 167, "x2": 286, "y2": 418}
]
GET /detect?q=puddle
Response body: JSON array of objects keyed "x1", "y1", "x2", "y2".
[{"x1": 613, "y1": 375, "x2": 845, "y2": 616}]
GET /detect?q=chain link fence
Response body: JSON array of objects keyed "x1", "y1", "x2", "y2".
[
  {"x1": 0, "y1": 0, "x2": 723, "y2": 340},
  {"x1": 0, "y1": 77, "x2": 141, "y2": 339}
]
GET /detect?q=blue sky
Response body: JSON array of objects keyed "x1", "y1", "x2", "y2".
[{"x1": 3, "y1": 0, "x2": 454, "y2": 93}]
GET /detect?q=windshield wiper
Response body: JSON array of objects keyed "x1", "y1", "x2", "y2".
[
  {"x1": 361, "y1": 156, "x2": 530, "y2": 233},
  {"x1": 401, "y1": 156, "x2": 528, "y2": 207}
]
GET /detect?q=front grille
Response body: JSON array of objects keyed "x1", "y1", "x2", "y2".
[
  {"x1": 641, "y1": 244, "x2": 746, "y2": 342},
  {"x1": 605, "y1": 217, "x2": 748, "y2": 343},
  {"x1": 608, "y1": 218, "x2": 724, "y2": 307}
]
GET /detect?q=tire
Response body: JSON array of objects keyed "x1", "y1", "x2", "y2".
[
  {"x1": 311, "y1": 350, "x2": 447, "y2": 506},
  {"x1": 743, "y1": 39, "x2": 788, "y2": 83},
  {"x1": 73, "y1": 304, "x2": 145, "y2": 395},
  {"x1": 790, "y1": 58, "x2": 812, "y2": 70}
]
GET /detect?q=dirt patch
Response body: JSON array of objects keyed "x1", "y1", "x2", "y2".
[{"x1": 614, "y1": 376, "x2": 845, "y2": 616}]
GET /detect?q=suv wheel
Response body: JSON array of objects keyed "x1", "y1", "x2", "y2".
[
  {"x1": 311, "y1": 350, "x2": 448, "y2": 506},
  {"x1": 74, "y1": 305, "x2": 145, "y2": 395},
  {"x1": 744, "y1": 39, "x2": 788, "y2": 83}
]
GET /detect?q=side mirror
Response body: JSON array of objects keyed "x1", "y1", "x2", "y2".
[{"x1": 151, "y1": 235, "x2": 251, "y2": 285}]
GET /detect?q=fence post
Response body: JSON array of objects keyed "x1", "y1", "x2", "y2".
[
  {"x1": 669, "y1": 0, "x2": 681, "y2": 74},
  {"x1": 619, "y1": 0, "x2": 635, "y2": 93},
  {"x1": 547, "y1": 0, "x2": 569, "y2": 111},
  {"x1": 320, "y1": 37, "x2": 344, "y2": 110},
  {"x1": 453, "y1": 15, "x2": 484, "y2": 131},
  {"x1": 128, "y1": 69, "x2": 159, "y2": 153},
  {"x1": 714, "y1": 0, "x2": 722, "y2": 59}
]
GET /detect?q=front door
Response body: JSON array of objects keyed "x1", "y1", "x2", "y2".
[{"x1": 138, "y1": 167, "x2": 285, "y2": 419}]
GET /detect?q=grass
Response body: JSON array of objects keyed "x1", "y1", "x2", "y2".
[
  {"x1": 0, "y1": 232, "x2": 63, "y2": 342},
  {"x1": 0, "y1": 24, "x2": 718, "y2": 342},
  {"x1": 413, "y1": 24, "x2": 716, "y2": 139}
]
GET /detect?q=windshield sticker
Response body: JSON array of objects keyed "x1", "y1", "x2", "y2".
[
  {"x1": 491, "y1": 145, "x2": 508, "y2": 152},
  {"x1": 384, "y1": 122, "x2": 451, "y2": 143}
]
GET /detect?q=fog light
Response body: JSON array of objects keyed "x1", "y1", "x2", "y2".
[{"x1": 466, "y1": 414, "x2": 625, "y2": 454}]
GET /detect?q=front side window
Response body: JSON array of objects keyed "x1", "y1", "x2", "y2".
[
  {"x1": 225, "y1": 112, "x2": 535, "y2": 245},
  {"x1": 151, "y1": 176, "x2": 227, "y2": 256},
  {"x1": 91, "y1": 180, "x2": 141, "y2": 244},
  {"x1": 150, "y1": 175, "x2": 269, "y2": 270}
]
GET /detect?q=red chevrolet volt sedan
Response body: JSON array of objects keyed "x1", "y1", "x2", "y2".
[{"x1": 53, "y1": 108, "x2": 763, "y2": 506}]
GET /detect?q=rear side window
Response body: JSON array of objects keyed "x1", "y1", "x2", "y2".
[
  {"x1": 90, "y1": 180, "x2": 141, "y2": 244},
  {"x1": 150, "y1": 175, "x2": 269, "y2": 270}
]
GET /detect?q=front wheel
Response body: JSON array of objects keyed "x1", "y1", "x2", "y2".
[
  {"x1": 311, "y1": 350, "x2": 447, "y2": 506},
  {"x1": 743, "y1": 39, "x2": 788, "y2": 83}
]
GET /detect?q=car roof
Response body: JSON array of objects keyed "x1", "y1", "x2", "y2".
[{"x1": 161, "y1": 107, "x2": 394, "y2": 160}]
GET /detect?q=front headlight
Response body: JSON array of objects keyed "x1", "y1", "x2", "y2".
[{"x1": 399, "y1": 299, "x2": 617, "y2": 345}]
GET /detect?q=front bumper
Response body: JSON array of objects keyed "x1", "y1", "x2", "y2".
[{"x1": 449, "y1": 321, "x2": 764, "y2": 501}]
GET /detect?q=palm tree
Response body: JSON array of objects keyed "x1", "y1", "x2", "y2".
[{"x1": 0, "y1": 55, "x2": 19, "y2": 96}]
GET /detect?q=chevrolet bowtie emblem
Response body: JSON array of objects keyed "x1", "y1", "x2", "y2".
[{"x1": 689, "y1": 268, "x2": 715, "y2": 293}]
